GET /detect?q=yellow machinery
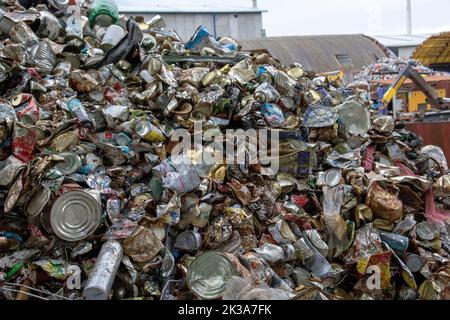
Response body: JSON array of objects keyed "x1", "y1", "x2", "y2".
[{"x1": 382, "y1": 63, "x2": 449, "y2": 112}]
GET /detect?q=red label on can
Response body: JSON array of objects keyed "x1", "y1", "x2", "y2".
[{"x1": 12, "y1": 124, "x2": 37, "y2": 163}]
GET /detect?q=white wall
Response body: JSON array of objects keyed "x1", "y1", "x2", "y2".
[
  {"x1": 121, "y1": 12, "x2": 264, "y2": 41},
  {"x1": 398, "y1": 46, "x2": 417, "y2": 58}
]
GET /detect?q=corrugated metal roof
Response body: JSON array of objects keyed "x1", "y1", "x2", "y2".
[
  {"x1": 240, "y1": 34, "x2": 389, "y2": 74},
  {"x1": 371, "y1": 34, "x2": 431, "y2": 48},
  {"x1": 119, "y1": 5, "x2": 267, "y2": 14},
  {"x1": 412, "y1": 31, "x2": 450, "y2": 65}
]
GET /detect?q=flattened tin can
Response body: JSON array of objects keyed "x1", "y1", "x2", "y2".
[
  {"x1": 10, "y1": 22, "x2": 39, "y2": 44},
  {"x1": 50, "y1": 190, "x2": 102, "y2": 241},
  {"x1": 304, "y1": 229, "x2": 329, "y2": 257},
  {"x1": 83, "y1": 240, "x2": 123, "y2": 300},
  {"x1": 174, "y1": 230, "x2": 202, "y2": 251},
  {"x1": 25, "y1": 185, "x2": 51, "y2": 217},
  {"x1": 187, "y1": 251, "x2": 236, "y2": 300},
  {"x1": 55, "y1": 152, "x2": 82, "y2": 175}
]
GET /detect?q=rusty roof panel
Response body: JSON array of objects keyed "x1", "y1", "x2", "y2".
[{"x1": 412, "y1": 32, "x2": 450, "y2": 66}]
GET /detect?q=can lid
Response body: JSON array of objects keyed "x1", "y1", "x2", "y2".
[
  {"x1": 405, "y1": 253, "x2": 423, "y2": 273},
  {"x1": 50, "y1": 190, "x2": 102, "y2": 241},
  {"x1": 416, "y1": 222, "x2": 439, "y2": 241},
  {"x1": 325, "y1": 168, "x2": 342, "y2": 187},
  {"x1": 55, "y1": 152, "x2": 82, "y2": 175},
  {"x1": 187, "y1": 252, "x2": 235, "y2": 300},
  {"x1": 11, "y1": 94, "x2": 26, "y2": 107}
]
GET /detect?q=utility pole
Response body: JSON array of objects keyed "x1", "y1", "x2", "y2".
[
  {"x1": 252, "y1": 0, "x2": 258, "y2": 9},
  {"x1": 406, "y1": 0, "x2": 412, "y2": 35}
]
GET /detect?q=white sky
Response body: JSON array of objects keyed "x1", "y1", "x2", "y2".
[{"x1": 116, "y1": 0, "x2": 450, "y2": 36}]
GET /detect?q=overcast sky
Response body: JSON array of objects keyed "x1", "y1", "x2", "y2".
[{"x1": 116, "y1": 0, "x2": 450, "y2": 37}]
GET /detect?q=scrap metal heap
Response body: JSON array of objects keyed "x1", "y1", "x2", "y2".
[
  {"x1": 351, "y1": 57, "x2": 448, "y2": 86},
  {"x1": 0, "y1": 0, "x2": 449, "y2": 300}
]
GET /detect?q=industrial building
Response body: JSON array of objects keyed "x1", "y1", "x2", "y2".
[
  {"x1": 118, "y1": 4, "x2": 267, "y2": 41},
  {"x1": 371, "y1": 34, "x2": 431, "y2": 58}
]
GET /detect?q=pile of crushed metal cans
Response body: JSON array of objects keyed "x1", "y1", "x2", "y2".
[
  {"x1": 0, "y1": 0, "x2": 449, "y2": 300},
  {"x1": 351, "y1": 57, "x2": 448, "y2": 86}
]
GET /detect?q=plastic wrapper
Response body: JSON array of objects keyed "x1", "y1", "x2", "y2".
[
  {"x1": 152, "y1": 155, "x2": 201, "y2": 193},
  {"x1": 321, "y1": 186, "x2": 349, "y2": 258},
  {"x1": 303, "y1": 106, "x2": 338, "y2": 128},
  {"x1": 33, "y1": 259, "x2": 71, "y2": 280},
  {"x1": 223, "y1": 276, "x2": 294, "y2": 300}
]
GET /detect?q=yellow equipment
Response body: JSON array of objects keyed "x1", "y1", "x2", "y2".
[{"x1": 382, "y1": 63, "x2": 449, "y2": 111}]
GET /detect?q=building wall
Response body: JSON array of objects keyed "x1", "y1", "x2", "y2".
[
  {"x1": 121, "y1": 12, "x2": 263, "y2": 41},
  {"x1": 408, "y1": 89, "x2": 446, "y2": 112},
  {"x1": 388, "y1": 46, "x2": 417, "y2": 58}
]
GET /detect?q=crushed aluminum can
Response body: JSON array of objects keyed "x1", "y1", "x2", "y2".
[
  {"x1": 0, "y1": 155, "x2": 26, "y2": 187},
  {"x1": 66, "y1": 98, "x2": 95, "y2": 130},
  {"x1": 9, "y1": 22, "x2": 39, "y2": 44},
  {"x1": 174, "y1": 230, "x2": 202, "y2": 252},
  {"x1": 135, "y1": 119, "x2": 166, "y2": 143},
  {"x1": 379, "y1": 231, "x2": 409, "y2": 257},
  {"x1": 398, "y1": 286, "x2": 418, "y2": 300},
  {"x1": 304, "y1": 229, "x2": 329, "y2": 257},
  {"x1": 416, "y1": 222, "x2": 440, "y2": 242},
  {"x1": 25, "y1": 185, "x2": 51, "y2": 218}
]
